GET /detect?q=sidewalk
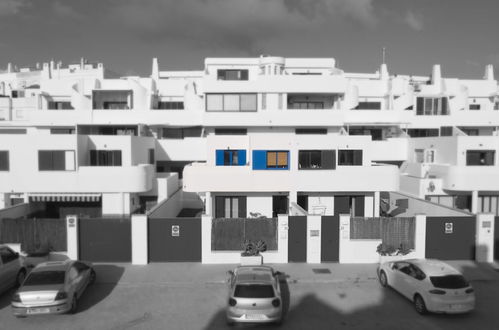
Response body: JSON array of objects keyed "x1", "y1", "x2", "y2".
[{"x1": 93, "y1": 261, "x2": 499, "y2": 285}]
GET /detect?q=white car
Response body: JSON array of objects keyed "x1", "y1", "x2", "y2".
[{"x1": 378, "y1": 259, "x2": 475, "y2": 314}]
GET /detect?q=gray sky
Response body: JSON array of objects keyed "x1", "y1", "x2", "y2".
[{"x1": 1, "y1": 0, "x2": 499, "y2": 78}]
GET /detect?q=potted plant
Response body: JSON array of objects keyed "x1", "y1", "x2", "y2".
[
  {"x1": 240, "y1": 239, "x2": 267, "y2": 266},
  {"x1": 377, "y1": 243, "x2": 414, "y2": 263}
]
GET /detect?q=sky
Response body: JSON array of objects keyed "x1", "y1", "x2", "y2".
[{"x1": 1, "y1": 0, "x2": 499, "y2": 79}]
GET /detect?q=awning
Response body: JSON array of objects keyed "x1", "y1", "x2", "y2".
[{"x1": 29, "y1": 193, "x2": 101, "y2": 202}]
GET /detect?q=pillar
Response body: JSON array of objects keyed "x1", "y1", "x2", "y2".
[
  {"x1": 66, "y1": 215, "x2": 79, "y2": 260},
  {"x1": 131, "y1": 214, "x2": 148, "y2": 265},
  {"x1": 475, "y1": 213, "x2": 495, "y2": 262},
  {"x1": 471, "y1": 190, "x2": 479, "y2": 214}
]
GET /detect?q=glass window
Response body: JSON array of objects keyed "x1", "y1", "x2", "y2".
[
  {"x1": 206, "y1": 94, "x2": 223, "y2": 111},
  {"x1": 23, "y1": 271, "x2": 66, "y2": 286},
  {"x1": 338, "y1": 150, "x2": 363, "y2": 166},
  {"x1": 466, "y1": 150, "x2": 495, "y2": 166},
  {"x1": 0, "y1": 247, "x2": 17, "y2": 263},
  {"x1": 430, "y1": 275, "x2": 469, "y2": 289},
  {"x1": 240, "y1": 94, "x2": 257, "y2": 111},
  {"x1": 0, "y1": 151, "x2": 9, "y2": 171},
  {"x1": 234, "y1": 284, "x2": 275, "y2": 298},
  {"x1": 38, "y1": 150, "x2": 67, "y2": 171},
  {"x1": 224, "y1": 94, "x2": 240, "y2": 111}
]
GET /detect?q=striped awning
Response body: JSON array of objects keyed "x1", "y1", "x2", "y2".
[{"x1": 29, "y1": 193, "x2": 101, "y2": 202}]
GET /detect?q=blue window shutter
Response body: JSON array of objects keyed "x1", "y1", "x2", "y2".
[
  {"x1": 216, "y1": 150, "x2": 224, "y2": 166},
  {"x1": 252, "y1": 150, "x2": 266, "y2": 170},
  {"x1": 238, "y1": 150, "x2": 246, "y2": 166}
]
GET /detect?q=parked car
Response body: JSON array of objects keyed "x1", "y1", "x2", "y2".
[
  {"x1": 226, "y1": 265, "x2": 283, "y2": 325},
  {"x1": 0, "y1": 245, "x2": 27, "y2": 295},
  {"x1": 11, "y1": 260, "x2": 96, "y2": 317},
  {"x1": 378, "y1": 259, "x2": 475, "y2": 314}
]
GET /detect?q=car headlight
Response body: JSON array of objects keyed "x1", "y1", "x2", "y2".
[
  {"x1": 12, "y1": 293, "x2": 21, "y2": 303},
  {"x1": 55, "y1": 291, "x2": 68, "y2": 300}
]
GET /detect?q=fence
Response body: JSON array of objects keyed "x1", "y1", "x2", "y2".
[
  {"x1": 350, "y1": 217, "x2": 415, "y2": 249},
  {"x1": 0, "y1": 217, "x2": 67, "y2": 253},
  {"x1": 212, "y1": 218, "x2": 278, "y2": 251}
]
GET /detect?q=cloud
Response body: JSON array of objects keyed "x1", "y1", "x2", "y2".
[
  {"x1": 0, "y1": 0, "x2": 28, "y2": 16},
  {"x1": 404, "y1": 11, "x2": 423, "y2": 31},
  {"x1": 52, "y1": 1, "x2": 80, "y2": 18}
]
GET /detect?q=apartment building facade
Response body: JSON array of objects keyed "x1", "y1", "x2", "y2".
[{"x1": 0, "y1": 56, "x2": 498, "y2": 221}]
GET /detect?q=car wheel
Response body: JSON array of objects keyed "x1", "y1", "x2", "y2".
[
  {"x1": 226, "y1": 318, "x2": 235, "y2": 327},
  {"x1": 379, "y1": 270, "x2": 388, "y2": 287},
  {"x1": 89, "y1": 270, "x2": 96, "y2": 285},
  {"x1": 414, "y1": 294, "x2": 428, "y2": 315},
  {"x1": 70, "y1": 295, "x2": 78, "y2": 314},
  {"x1": 16, "y1": 269, "x2": 26, "y2": 287}
]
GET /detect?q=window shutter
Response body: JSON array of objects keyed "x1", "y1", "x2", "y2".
[
  {"x1": 252, "y1": 150, "x2": 267, "y2": 170},
  {"x1": 215, "y1": 150, "x2": 224, "y2": 166},
  {"x1": 441, "y1": 97, "x2": 448, "y2": 115},
  {"x1": 238, "y1": 196, "x2": 247, "y2": 218},
  {"x1": 322, "y1": 150, "x2": 335, "y2": 169},
  {"x1": 241, "y1": 70, "x2": 248, "y2": 80},
  {"x1": 114, "y1": 151, "x2": 122, "y2": 166},
  {"x1": 416, "y1": 97, "x2": 424, "y2": 115},
  {"x1": 215, "y1": 197, "x2": 225, "y2": 218},
  {"x1": 237, "y1": 150, "x2": 246, "y2": 166},
  {"x1": 52, "y1": 151, "x2": 65, "y2": 170},
  {"x1": 354, "y1": 150, "x2": 363, "y2": 165}
]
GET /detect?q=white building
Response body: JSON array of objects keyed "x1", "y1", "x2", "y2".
[{"x1": 0, "y1": 56, "x2": 498, "y2": 219}]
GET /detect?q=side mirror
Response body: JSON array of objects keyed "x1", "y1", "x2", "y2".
[
  {"x1": 227, "y1": 270, "x2": 234, "y2": 276},
  {"x1": 274, "y1": 271, "x2": 282, "y2": 277}
]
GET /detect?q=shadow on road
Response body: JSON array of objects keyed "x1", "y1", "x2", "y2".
[
  {"x1": 0, "y1": 287, "x2": 16, "y2": 310},
  {"x1": 76, "y1": 264, "x2": 125, "y2": 313}
]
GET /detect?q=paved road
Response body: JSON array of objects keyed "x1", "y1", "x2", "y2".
[{"x1": 0, "y1": 263, "x2": 498, "y2": 330}]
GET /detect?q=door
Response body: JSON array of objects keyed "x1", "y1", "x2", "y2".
[
  {"x1": 426, "y1": 217, "x2": 475, "y2": 260},
  {"x1": 321, "y1": 216, "x2": 339, "y2": 262},
  {"x1": 288, "y1": 216, "x2": 307, "y2": 262},
  {"x1": 272, "y1": 195, "x2": 288, "y2": 218}
]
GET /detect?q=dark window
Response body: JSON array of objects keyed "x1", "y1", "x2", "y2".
[
  {"x1": 338, "y1": 150, "x2": 363, "y2": 166},
  {"x1": 266, "y1": 151, "x2": 289, "y2": 169},
  {"x1": 38, "y1": 151, "x2": 66, "y2": 171},
  {"x1": 215, "y1": 196, "x2": 247, "y2": 218},
  {"x1": 416, "y1": 97, "x2": 449, "y2": 115},
  {"x1": 440, "y1": 127, "x2": 453, "y2": 136},
  {"x1": 216, "y1": 150, "x2": 245, "y2": 166},
  {"x1": 406, "y1": 129, "x2": 439, "y2": 137},
  {"x1": 50, "y1": 128, "x2": 75, "y2": 134},
  {"x1": 430, "y1": 275, "x2": 469, "y2": 289},
  {"x1": 214, "y1": 128, "x2": 247, "y2": 135},
  {"x1": 182, "y1": 127, "x2": 202, "y2": 137},
  {"x1": 234, "y1": 284, "x2": 275, "y2": 298},
  {"x1": 217, "y1": 69, "x2": 249, "y2": 81},
  {"x1": 0, "y1": 151, "x2": 9, "y2": 171},
  {"x1": 354, "y1": 102, "x2": 381, "y2": 110},
  {"x1": 299, "y1": 150, "x2": 335, "y2": 170},
  {"x1": 466, "y1": 150, "x2": 495, "y2": 166},
  {"x1": 156, "y1": 101, "x2": 184, "y2": 110},
  {"x1": 92, "y1": 90, "x2": 132, "y2": 110},
  {"x1": 103, "y1": 101, "x2": 128, "y2": 109},
  {"x1": 90, "y1": 150, "x2": 122, "y2": 166},
  {"x1": 23, "y1": 271, "x2": 66, "y2": 286},
  {"x1": 295, "y1": 128, "x2": 327, "y2": 135},
  {"x1": 469, "y1": 104, "x2": 481, "y2": 110},
  {"x1": 162, "y1": 128, "x2": 184, "y2": 139},
  {"x1": 0, "y1": 129, "x2": 27, "y2": 134},
  {"x1": 289, "y1": 101, "x2": 324, "y2": 109},
  {"x1": 48, "y1": 101, "x2": 74, "y2": 110},
  {"x1": 148, "y1": 149, "x2": 155, "y2": 165}
]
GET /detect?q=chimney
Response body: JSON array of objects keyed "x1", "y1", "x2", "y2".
[
  {"x1": 151, "y1": 57, "x2": 159, "y2": 80},
  {"x1": 380, "y1": 63, "x2": 389, "y2": 80},
  {"x1": 431, "y1": 64, "x2": 442, "y2": 89},
  {"x1": 484, "y1": 64, "x2": 494, "y2": 81}
]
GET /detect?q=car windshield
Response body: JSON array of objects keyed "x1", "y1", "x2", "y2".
[
  {"x1": 23, "y1": 271, "x2": 66, "y2": 286},
  {"x1": 429, "y1": 275, "x2": 469, "y2": 289},
  {"x1": 234, "y1": 284, "x2": 274, "y2": 298}
]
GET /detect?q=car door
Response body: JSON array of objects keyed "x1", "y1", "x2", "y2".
[
  {"x1": 67, "y1": 266, "x2": 81, "y2": 298},
  {"x1": 390, "y1": 262, "x2": 413, "y2": 297},
  {"x1": 0, "y1": 247, "x2": 20, "y2": 290},
  {"x1": 73, "y1": 262, "x2": 91, "y2": 293},
  {"x1": 396, "y1": 263, "x2": 420, "y2": 299}
]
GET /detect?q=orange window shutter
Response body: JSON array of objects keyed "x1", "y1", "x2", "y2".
[
  {"x1": 267, "y1": 152, "x2": 277, "y2": 166},
  {"x1": 277, "y1": 152, "x2": 288, "y2": 166}
]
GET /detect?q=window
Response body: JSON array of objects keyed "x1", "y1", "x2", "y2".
[
  {"x1": 440, "y1": 126, "x2": 453, "y2": 136},
  {"x1": 478, "y1": 195, "x2": 499, "y2": 216},
  {"x1": 338, "y1": 150, "x2": 363, "y2": 166},
  {"x1": 0, "y1": 247, "x2": 18, "y2": 264},
  {"x1": 148, "y1": 149, "x2": 155, "y2": 165},
  {"x1": 214, "y1": 128, "x2": 247, "y2": 135},
  {"x1": 406, "y1": 129, "x2": 439, "y2": 137},
  {"x1": 48, "y1": 101, "x2": 74, "y2": 110},
  {"x1": 289, "y1": 101, "x2": 324, "y2": 109},
  {"x1": 0, "y1": 129, "x2": 27, "y2": 134},
  {"x1": 267, "y1": 151, "x2": 289, "y2": 169},
  {"x1": 295, "y1": 128, "x2": 327, "y2": 135},
  {"x1": 216, "y1": 150, "x2": 246, "y2": 166},
  {"x1": 416, "y1": 97, "x2": 449, "y2": 115},
  {"x1": 261, "y1": 94, "x2": 266, "y2": 110},
  {"x1": 161, "y1": 127, "x2": 202, "y2": 139},
  {"x1": 354, "y1": 102, "x2": 382, "y2": 110},
  {"x1": 215, "y1": 196, "x2": 247, "y2": 218},
  {"x1": 217, "y1": 69, "x2": 248, "y2": 81},
  {"x1": 494, "y1": 98, "x2": 499, "y2": 110},
  {"x1": 466, "y1": 150, "x2": 495, "y2": 166},
  {"x1": 38, "y1": 150, "x2": 75, "y2": 171},
  {"x1": 0, "y1": 151, "x2": 9, "y2": 171},
  {"x1": 90, "y1": 150, "x2": 122, "y2": 166},
  {"x1": 298, "y1": 150, "x2": 335, "y2": 169},
  {"x1": 156, "y1": 101, "x2": 184, "y2": 110},
  {"x1": 469, "y1": 104, "x2": 481, "y2": 110},
  {"x1": 92, "y1": 90, "x2": 133, "y2": 110},
  {"x1": 206, "y1": 94, "x2": 257, "y2": 112},
  {"x1": 278, "y1": 93, "x2": 283, "y2": 110},
  {"x1": 50, "y1": 128, "x2": 75, "y2": 134}
]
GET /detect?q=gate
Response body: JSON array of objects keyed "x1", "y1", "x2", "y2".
[
  {"x1": 495, "y1": 217, "x2": 499, "y2": 260},
  {"x1": 148, "y1": 218, "x2": 201, "y2": 262},
  {"x1": 425, "y1": 216, "x2": 476, "y2": 260},
  {"x1": 321, "y1": 216, "x2": 339, "y2": 262},
  {"x1": 288, "y1": 216, "x2": 307, "y2": 262},
  {"x1": 78, "y1": 218, "x2": 131, "y2": 262}
]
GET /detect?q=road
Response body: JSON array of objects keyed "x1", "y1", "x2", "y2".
[{"x1": 0, "y1": 264, "x2": 498, "y2": 330}]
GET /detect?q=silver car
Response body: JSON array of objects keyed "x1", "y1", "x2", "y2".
[
  {"x1": 11, "y1": 260, "x2": 96, "y2": 317},
  {"x1": 0, "y1": 245, "x2": 27, "y2": 294},
  {"x1": 226, "y1": 265, "x2": 283, "y2": 325}
]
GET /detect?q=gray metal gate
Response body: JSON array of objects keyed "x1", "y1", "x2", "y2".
[
  {"x1": 288, "y1": 216, "x2": 307, "y2": 262},
  {"x1": 425, "y1": 216, "x2": 476, "y2": 260}
]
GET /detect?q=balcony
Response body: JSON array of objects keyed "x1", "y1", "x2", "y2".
[
  {"x1": 183, "y1": 163, "x2": 398, "y2": 192},
  {"x1": 429, "y1": 164, "x2": 499, "y2": 191}
]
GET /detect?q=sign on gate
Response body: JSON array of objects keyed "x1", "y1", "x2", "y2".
[
  {"x1": 445, "y1": 222, "x2": 453, "y2": 234},
  {"x1": 172, "y1": 225, "x2": 180, "y2": 237}
]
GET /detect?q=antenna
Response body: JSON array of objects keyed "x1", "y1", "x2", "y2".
[{"x1": 382, "y1": 47, "x2": 386, "y2": 64}]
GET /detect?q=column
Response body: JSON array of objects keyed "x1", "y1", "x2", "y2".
[
  {"x1": 373, "y1": 191, "x2": 380, "y2": 217},
  {"x1": 131, "y1": 214, "x2": 148, "y2": 265},
  {"x1": 66, "y1": 215, "x2": 79, "y2": 260},
  {"x1": 475, "y1": 213, "x2": 495, "y2": 262},
  {"x1": 306, "y1": 215, "x2": 321, "y2": 263},
  {"x1": 414, "y1": 214, "x2": 426, "y2": 258},
  {"x1": 471, "y1": 191, "x2": 479, "y2": 214}
]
